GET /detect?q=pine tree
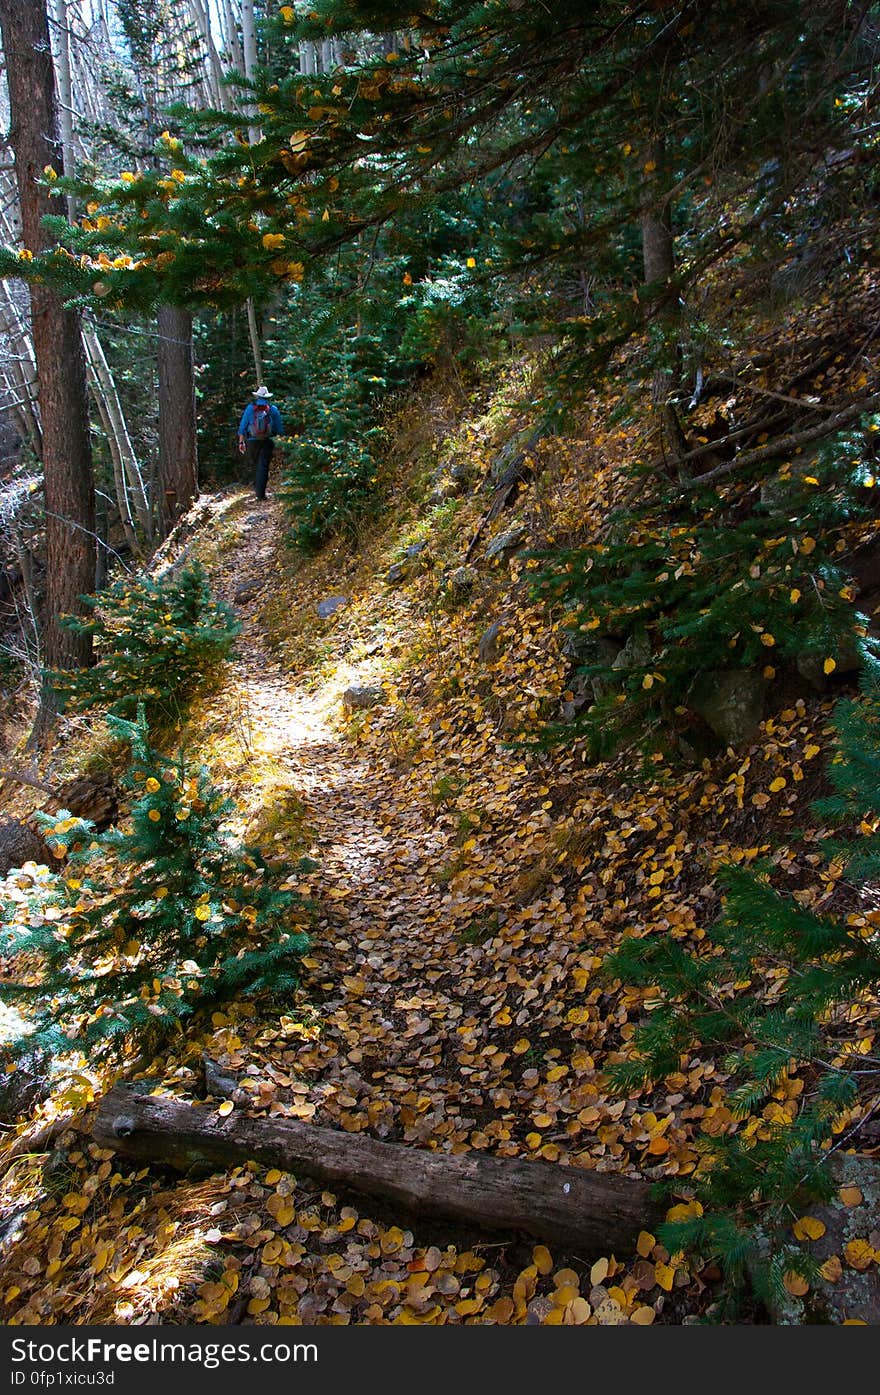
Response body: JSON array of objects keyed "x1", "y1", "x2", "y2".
[
  {"x1": 50, "y1": 561, "x2": 239, "y2": 724},
  {"x1": 0, "y1": 707, "x2": 313, "y2": 1062},
  {"x1": 605, "y1": 646, "x2": 880, "y2": 1307}
]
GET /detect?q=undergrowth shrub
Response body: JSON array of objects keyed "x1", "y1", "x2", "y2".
[
  {"x1": 534, "y1": 416, "x2": 879, "y2": 758},
  {"x1": 606, "y1": 647, "x2": 880, "y2": 1312},
  {"x1": 0, "y1": 708, "x2": 313, "y2": 1062},
  {"x1": 50, "y1": 562, "x2": 239, "y2": 723}
]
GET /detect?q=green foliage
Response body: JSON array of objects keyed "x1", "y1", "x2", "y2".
[
  {"x1": 605, "y1": 649, "x2": 880, "y2": 1304},
  {"x1": 0, "y1": 708, "x2": 313, "y2": 1062},
  {"x1": 535, "y1": 419, "x2": 879, "y2": 757},
  {"x1": 50, "y1": 562, "x2": 239, "y2": 723}
]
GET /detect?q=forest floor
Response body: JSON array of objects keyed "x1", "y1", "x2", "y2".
[{"x1": 2, "y1": 360, "x2": 880, "y2": 1325}]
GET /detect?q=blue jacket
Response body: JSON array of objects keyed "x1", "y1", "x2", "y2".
[{"x1": 238, "y1": 399, "x2": 283, "y2": 438}]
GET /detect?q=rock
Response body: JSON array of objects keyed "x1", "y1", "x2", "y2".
[
  {"x1": 448, "y1": 565, "x2": 477, "y2": 597},
  {"x1": 760, "y1": 1153, "x2": 880, "y2": 1325},
  {"x1": 485, "y1": 525, "x2": 527, "y2": 560},
  {"x1": 342, "y1": 685, "x2": 386, "y2": 711},
  {"x1": 384, "y1": 562, "x2": 409, "y2": 586},
  {"x1": 404, "y1": 540, "x2": 428, "y2": 560},
  {"x1": 0, "y1": 1053, "x2": 48, "y2": 1125},
  {"x1": 691, "y1": 669, "x2": 765, "y2": 747},
  {"x1": 478, "y1": 615, "x2": 510, "y2": 663},
  {"x1": 316, "y1": 595, "x2": 349, "y2": 619},
  {"x1": 797, "y1": 640, "x2": 862, "y2": 690},
  {"x1": 611, "y1": 629, "x2": 652, "y2": 672},
  {"x1": 234, "y1": 582, "x2": 260, "y2": 604}
]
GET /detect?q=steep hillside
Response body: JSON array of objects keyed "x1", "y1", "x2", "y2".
[{"x1": 0, "y1": 349, "x2": 878, "y2": 1327}]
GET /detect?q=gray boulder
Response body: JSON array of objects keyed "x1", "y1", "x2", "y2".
[
  {"x1": 316, "y1": 594, "x2": 349, "y2": 619},
  {"x1": 234, "y1": 582, "x2": 261, "y2": 604},
  {"x1": 691, "y1": 669, "x2": 765, "y2": 747},
  {"x1": 797, "y1": 640, "x2": 861, "y2": 690},
  {"x1": 611, "y1": 629, "x2": 652, "y2": 672},
  {"x1": 485, "y1": 525, "x2": 527, "y2": 561},
  {"x1": 342, "y1": 684, "x2": 386, "y2": 711},
  {"x1": 448, "y1": 565, "x2": 477, "y2": 597},
  {"x1": 384, "y1": 562, "x2": 408, "y2": 585},
  {"x1": 478, "y1": 615, "x2": 510, "y2": 664}
]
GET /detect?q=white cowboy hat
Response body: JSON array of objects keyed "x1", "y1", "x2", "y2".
[{"x1": 252, "y1": 385, "x2": 273, "y2": 397}]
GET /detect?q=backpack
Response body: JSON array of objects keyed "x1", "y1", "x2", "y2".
[{"x1": 251, "y1": 402, "x2": 272, "y2": 438}]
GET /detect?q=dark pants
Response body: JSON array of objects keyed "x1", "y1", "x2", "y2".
[{"x1": 247, "y1": 437, "x2": 274, "y2": 498}]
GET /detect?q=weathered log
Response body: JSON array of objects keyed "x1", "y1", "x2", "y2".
[{"x1": 94, "y1": 1085, "x2": 659, "y2": 1255}]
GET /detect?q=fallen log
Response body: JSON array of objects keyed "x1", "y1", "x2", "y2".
[{"x1": 94, "y1": 1085, "x2": 659, "y2": 1255}]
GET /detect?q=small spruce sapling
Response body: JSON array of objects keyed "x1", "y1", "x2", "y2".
[
  {"x1": 0, "y1": 707, "x2": 313, "y2": 1061},
  {"x1": 605, "y1": 646, "x2": 880, "y2": 1310}
]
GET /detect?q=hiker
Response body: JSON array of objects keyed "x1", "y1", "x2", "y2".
[{"x1": 238, "y1": 385, "x2": 283, "y2": 500}]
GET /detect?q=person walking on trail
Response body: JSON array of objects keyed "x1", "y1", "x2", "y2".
[{"x1": 238, "y1": 385, "x2": 283, "y2": 500}]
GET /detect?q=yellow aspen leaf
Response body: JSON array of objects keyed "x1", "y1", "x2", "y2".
[
  {"x1": 647, "y1": 1136, "x2": 669, "y2": 1156},
  {"x1": 783, "y1": 1271, "x2": 809, "y2": 1296},
  {"x1": 666, "y1": 1200, "x2": 703, "y2": 1222},
  {"x1": 763, "y1": 665, "x2": 776, "y2": 679},
  {"x1": 792, "y1": 1216, "x2": 826, "y2": 1241},
  {"x1": 513, "y1": 1038, "x2": 531, "y2": 1054},
  {"x1": 631, "y1": 1305, "x2": 655, "y2": 1324},
  {"x1": 91, "y1": 1247, "x2": 111, "y2": 1275},
  {"x1": 643, "y1": 159, "x2": 657, "y2": 172},
  {"x1": 843, "y1": 1319, "x2": 868, "y2": 1324},
  {"x1": 525, "y1": 1132, "x2": 542, "y2": 1149},
  {"x1": 456, "y1": 1298, "x2": 483, "y2": 1315},
  {"x1": 838, "y1": 1185, "x2": 863, "y2": 1207},
  {"x1": 844, "y1": 1239, "x2": 875, "y2": 1270},
  {"x1": 267, "y1": 1194, "x2": 296, "y2": 1226},
  {"x1": 590, "y1": 1257, "x2": 609, "y2": 1285},
  {"x1": 804, "y1": 744, "x2": 821, "y2": 759},
  {"x1": 264, "y1": 1169, "x2": 282, "y2": 1185},
  {"x1": 466, "y1": 257, "x2": 476, "y2": 268},
  {"x1": 144, "y1": 777, "x2": 161, "y2": 793},
  {"x1": 823, "y1": 657, "x2": 836, "y2": 674},
  {"x1": 801, "y1": 536, "x2": 816, "y2": 554},
  {"x1": 751, "y1": 792, "x2": 770, "y2": 809},
  {"x1": 655, "y1": 1262, "x2": 675, "y2": 1291},
  {"x1": 566, "y1": 1006, "x2": 590, "y2": 1025},
  {"x1": 532, "y1": 1245, "x2": 553, "y2": 1275},
  {"x1": 760, "y1": 632, "x2": 776, "y2": 646},
  {"x1": 769, "y1": 777, "x2": 787, "y2": 792},
  {"x1": 147, "y1": 809, "x2": 161, "y2": 822},
  {"x1": 642, "y1": 674, "x2": 654, "y2": 690},
  {"x1": 194, "y1": 905, "x2": 211, "y2": 921},
  {"x1": 554, "y1": 1268, "x2": 580, "y2": 1289},
  {"x1": 789, "y1": 588, "x2": 801, "y2": 603},
  {"x1": 553, "y1": 1284, "x2": 579, "y2": 1306},
  {"x1": 636, "y1": 1231, "x2": 656, "y2": 1258},
  {"x1": 819, "y1": 1255, "x2": 843, "y2": 1282},
  {"x1": 217, "y1": 1100, "x2": 234, "y2": 1117},
  {"x1": 565, "y1": 1297, "x2": 591, "y2": 1324}
]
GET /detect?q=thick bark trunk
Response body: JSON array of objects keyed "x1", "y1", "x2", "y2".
[
  {"x1": 640, "y1": 135, "x2": 687, "y2": 471},
  {"x1": 156, "y1": 304, "x2": 198, "y2": 536},
  {"x1": 94, "y1": 1085, "x2": 658, "y2": 1255},
  {"x1": 0, "y1": 0, "x2": 96, "y2": 681}
]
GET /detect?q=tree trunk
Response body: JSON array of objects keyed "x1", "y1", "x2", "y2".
[
  {"x1": 82, "y1": 321, "x2": 152, "y2": 548},
  {"x1": 156, "y1": 304, "x2": 198, "y2": 536},
  {"x1": 640, "y1": 135, "x2": 687, "y2": 471},
  {"x1": 94, "y1": 1085, "x2": 658, "y2": 1256},
  {"x1": 0, "y1": 0, "x2": 96, "y2": 684}
]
